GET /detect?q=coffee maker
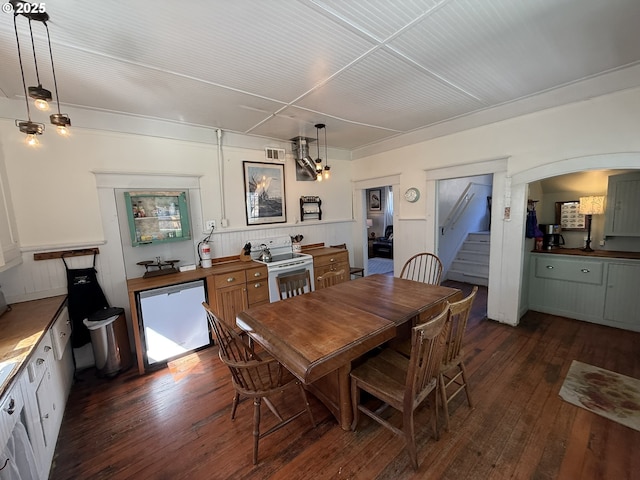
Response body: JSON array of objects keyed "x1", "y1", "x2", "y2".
[{"x1": 540, "y1": 224, "x2": 565, "y2": 250}]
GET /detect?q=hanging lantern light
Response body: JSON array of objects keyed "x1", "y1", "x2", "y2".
[
  {"x1": 323, "y1": 125, "x2": 331, "y2": 180},
  {"x1": 11, "y1": 1, "x2": 71, "y2": 145},
  {"x1": 314, "y1": 123, "x2": 324, "y2": 181}
]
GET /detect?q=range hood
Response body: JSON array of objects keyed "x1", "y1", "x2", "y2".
[{"x1": 291, "y1": 137, "x2": 317, "y2": 180}]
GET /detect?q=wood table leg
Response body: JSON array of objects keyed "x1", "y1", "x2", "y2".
[
  {"x1": 336, "y1": 364, "x2": 353, "y2": 430},
  {"x1": 307, "y1": 363, "x2": 354, "y2": 431}
]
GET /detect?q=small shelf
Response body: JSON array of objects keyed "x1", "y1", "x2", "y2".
[
  {"x1": 125, "y1": 191, "x2": 191, "y2": 246},
  {"x1": 300, "y1": 196, "x2": 322, "y2": 222}
]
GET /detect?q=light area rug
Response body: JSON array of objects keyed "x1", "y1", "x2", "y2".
[
  {"x1": 368, "y1": 257, "x2": 394, "y2": 275},
  {"x1": 559, "y1": 360, "x2": 640, "y2": 432}
]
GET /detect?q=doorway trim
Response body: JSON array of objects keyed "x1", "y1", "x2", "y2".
[
  {"x1": 353, "y1": 175, "x2": 400, "y2": 275},
  {"x1": 425, "y1": 157, "x2": 508, "y2": 323}
]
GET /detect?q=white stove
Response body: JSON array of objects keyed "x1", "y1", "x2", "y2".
[{"x1": 248, "y1": 236, "x2": 314, "y2": 301}]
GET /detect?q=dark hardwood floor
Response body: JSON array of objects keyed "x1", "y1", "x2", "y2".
[{"x1": 50, "y1": 282, "x2": 640, "y2": 479}]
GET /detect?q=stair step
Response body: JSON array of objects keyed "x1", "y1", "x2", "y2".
[
  {"x1": 462, "y1": 241, "x2": 491, "y2": 253},
  {"x1": 467, "y1": 231, "x2": 491, "y2": 242},
  {"x1": 450, "y1": 259, "x2": 489, "y2": 276},
  {"x1": 446, "y1": 269, "x2": 489, "y2": 287},
  {"x1": 456, "y1": 249, "x2": 490, "y2": 264}
]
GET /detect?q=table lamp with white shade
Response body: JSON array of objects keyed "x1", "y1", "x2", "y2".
[{"x1": 578, "y1": 196, "x2": 605, "y2": 252}]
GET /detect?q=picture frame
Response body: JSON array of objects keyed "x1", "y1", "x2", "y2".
[
  {"x1": 243, "y1": 161, "x2": 287, "y2": 225},
  {"x1": 368, "y1": 189, "x2": 382, "y2": 212},
  {"x1": 555, "y1": 200, "x2": 586, "y2": 231}
]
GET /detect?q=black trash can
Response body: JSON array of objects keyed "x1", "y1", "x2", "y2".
[{"x1": 83, "y1": 307, "x2": 132, "y2": 377}]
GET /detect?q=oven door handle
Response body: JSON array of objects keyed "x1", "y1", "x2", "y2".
[{"x1": 270, "y1": 260, "x2": 311, "y2": 270}]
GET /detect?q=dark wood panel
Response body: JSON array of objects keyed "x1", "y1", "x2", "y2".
[{"x1": 50, "y1": 282, "x2": 640, "y2": 479}]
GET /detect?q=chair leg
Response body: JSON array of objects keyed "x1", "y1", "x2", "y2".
[
  {"x1": 432, "y1": 389, "x2": 439, "y2": 441},
  {"x1": 263, "y1": 398, "x2": 284, "y2": 421},
  {"x1": 231, "y1": 392, "x2": 240, "y2": 420},
  {"x1": 253, "y1": 397, "x2": 261, "y2": 465},
  {"x1": 438, "y1": 373, "x2": 450, "y2": 432},
  {"x1": 404, "y1": 409, "x2": 418, "y2": 470},
  {"x1": 460, "y1": 361, "x2": 474, "y2": 409},
  {"x1": 297, "y1": 383, "x2": 316, "y2": 427}
]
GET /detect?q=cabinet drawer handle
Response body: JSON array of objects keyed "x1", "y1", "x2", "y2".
[
  {"x1": 546, "y1": 265, "x2": 554, "y2": 269},
  {"x1": 36, "y1": 358, "x2": 45, "y2": 366},
  {"x1": 581, "y1": 269, "x2": 590, "y2": 273},
  {"x1": 44, "y1": 346, "x2": 51, "y2": 352},
  {"x1": 253, "y1": 283, "x2": 262, "y2": 288},
  {"x1": 254, "y1": 272, "x2": 262, "y2": 277},
  {"x1": 60, "y1": 332, "x2": 66, "y2": 338},
  {"x1": 226, "y1": 277, "x2": 235, "y2": 283},
  {"x1": 4, "y1": 398, "x2": 15, "y2": 415},
  {"x1": 41, "y1": 413, "x2": 49, "y2": 420},
  {"x1": 330, "y1": 258, "x2": 335, "y2": 262}
]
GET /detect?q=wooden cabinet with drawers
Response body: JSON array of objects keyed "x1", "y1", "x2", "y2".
[
  {"x1": 309, "y1": 247, "x2": 350, "y2": 289},
  {"x1": 206, "y1": 264, "x2": 268, "y2": 327}
]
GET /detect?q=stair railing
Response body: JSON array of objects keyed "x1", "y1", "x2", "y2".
[{"x1": 441, "y1": 182, "x2": 476, "y2": 235}]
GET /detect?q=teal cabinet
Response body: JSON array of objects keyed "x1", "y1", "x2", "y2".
[
  {"x1": 528, "y1": 253, "x2": 640, "y2": 332},
  {"x1": 604, "y1": 172, "x2": 640, "y2": 236},
  {"x1": 529, "y1": 255, "x2": 606, "y2": 323},
  {"x1": 604, "y1": 263, "x2": 640, "y2": 330},
  {"x1": 124, "y1": 191, "x2": 191, "y2": 247}
]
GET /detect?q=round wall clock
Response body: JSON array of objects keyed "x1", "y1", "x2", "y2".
[{"x1": 404, "y1": 187, "x2": 420, "y2": 203}]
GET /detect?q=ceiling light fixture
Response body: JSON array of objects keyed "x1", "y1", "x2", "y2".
[
  {"x1": 11, "y1": 1, "x2": 71, "y2": 145},
  {"x1": 314, "y1": 123, "x2": 325, "y2": 182},
  {"x1": 322, "y1": 125, "x2": 330, "y2": 180},
  {"x1": 26, "y1": 17, "x2": 51, "y2": 111}
]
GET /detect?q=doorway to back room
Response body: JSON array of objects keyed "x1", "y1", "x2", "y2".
[{"x1": 366, "y1": 186, "x2": 394, "y2": 274}]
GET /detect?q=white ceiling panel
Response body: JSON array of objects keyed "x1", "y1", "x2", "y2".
[
  {"x1": 43, "y1": 0, "x2": 377, "y2": 102},
  {"x1": 1, "y1": 0, "x2": 640, "y2": 153},
  {"x1": 310, "y1": 0, "x2": 445, "y2": 41},
  {"x1": 295, "y1": 48, "x2": 486, "y2": 130},
  {"x1": 389, "y1": 0, "x2": 640, "y2": 103},
  {"x1": 249, "y1": 106, "x2": 399, "y2": 150}
]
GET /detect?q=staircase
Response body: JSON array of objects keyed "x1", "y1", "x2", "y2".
[{"x1": 446, "y1": 231, "x2": 490, "y2": 286}]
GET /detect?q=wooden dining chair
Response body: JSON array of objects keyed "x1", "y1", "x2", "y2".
[
  {"x1": 316, "y1": 269, "x2": 346, "y2": 289},
  {"x1": 439, "y1": 286, "x2": 478, "y2": 432},
  {"x1": 202, "y1": 302, "x2": 316, "y2": 465},
  {"x1": 330, "y1": 243, "x2": 364, "y2": 278},
  {"x1": 400, "y1": 252, "x2": 443, "y2": 285},
  {"x1": 350, "y1": 303, "x2": 451, "y2": 470},
  {"x1": 277, "y1": 269, "x2": 312, "y2": 299}
]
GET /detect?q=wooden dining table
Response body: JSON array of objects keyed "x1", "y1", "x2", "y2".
[{"x1": 236, "y1": 274, "x2": 462, "y2": 430}]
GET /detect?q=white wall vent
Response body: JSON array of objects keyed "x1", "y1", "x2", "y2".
[{"x1": 265, "y1": 148, "x2": 286, "y2": 162}]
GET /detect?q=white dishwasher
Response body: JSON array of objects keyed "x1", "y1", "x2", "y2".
[{"x1": 138, "y1": 280, "x2": 209, "y2": 368}]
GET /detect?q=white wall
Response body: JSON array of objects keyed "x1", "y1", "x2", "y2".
[
  {"x1": 2, "y1": 86, "x2": 640, "y2": 329},
  {"x1": 0, "y1": 114, "x2": 354, "y2": 307},
  {"x1": 351, "y1": 86, "x2": 640, "y2": 326}
]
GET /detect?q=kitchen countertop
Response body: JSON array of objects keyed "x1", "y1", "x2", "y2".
[
  {"x1": 0, "y1": 295, "x2": 67, "y2": 398},
  {"x1": 126, "y1": 260, "x2": 266, "y2": 293},
  {"x1": 530, "y1": 248, "x2": 640, "y2": 260}
]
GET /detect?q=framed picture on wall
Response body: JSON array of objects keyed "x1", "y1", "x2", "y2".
[
  {"x1": 368, "y1": 189, "x2": 382, "y2": 212},
  {"x1": 243, "y1": 161, "x2": 287, "y2": 225},
  {"x1": 555, "y1": 200, "x2": 586, "y2": 231}
]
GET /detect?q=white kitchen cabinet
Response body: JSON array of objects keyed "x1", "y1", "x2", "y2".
[
  {"x1": 22, "y1": 305, "x2": 74, "y2": 479},
  {"x1": 528, "y1": 253, "x2": 640, "y2": 332},
  {"x1": 0, "y1": 152, "x2": 21, "y2": 272},
  {"x1": 1, "y1": 372, "x2": 40, "y2": 479},
  {"x1": 604, "y1": 172, "x2": 640, "y2": 237}
]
